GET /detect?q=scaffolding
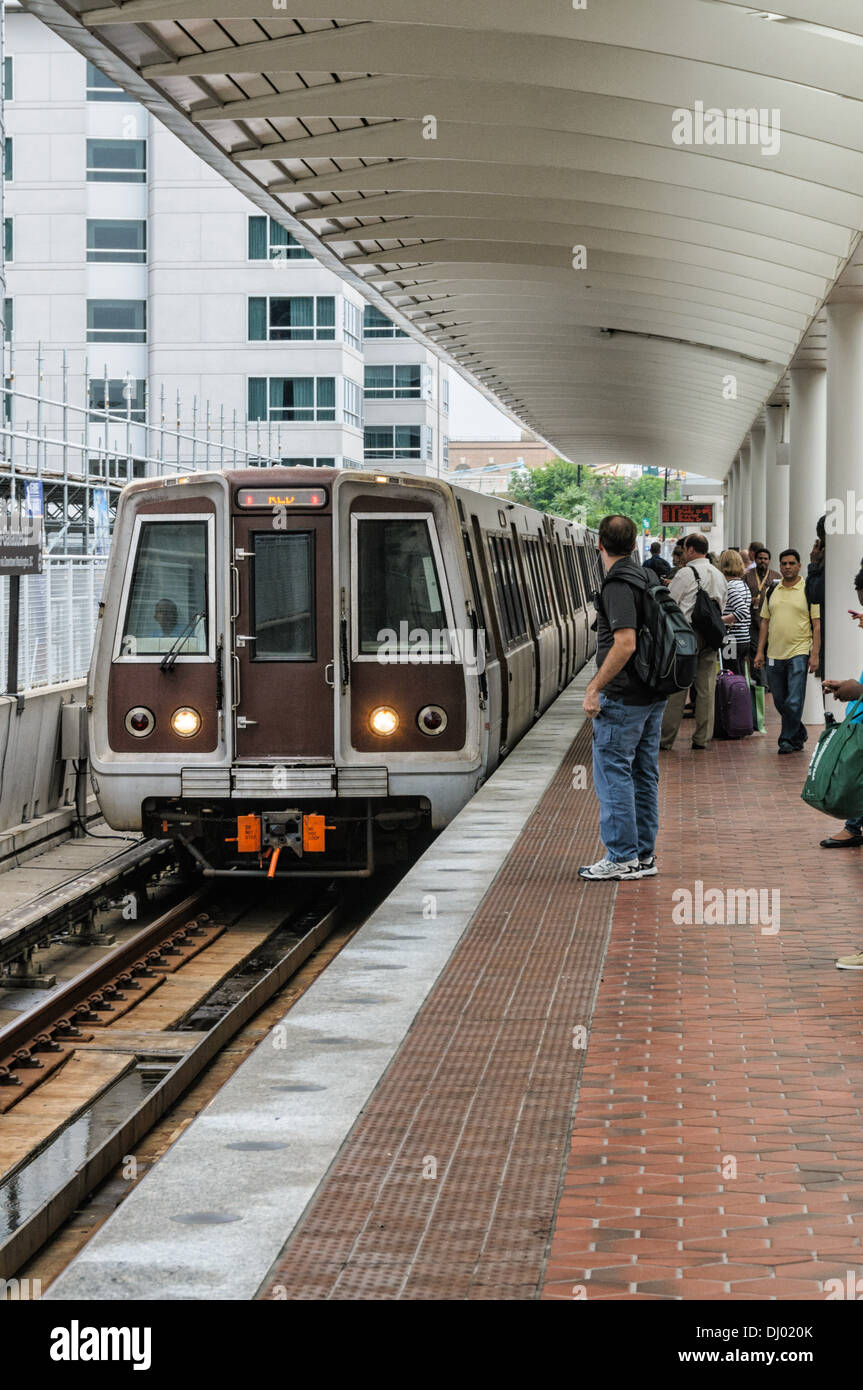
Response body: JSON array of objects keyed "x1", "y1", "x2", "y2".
[{"x1": 0, "y1": 344, "x2": 293, "y2": 692}]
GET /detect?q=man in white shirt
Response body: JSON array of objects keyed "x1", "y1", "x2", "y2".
[{"x1": 660, "y1": 533, "x2": 728, "y2": 751}]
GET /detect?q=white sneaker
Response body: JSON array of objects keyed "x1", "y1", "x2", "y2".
[
  {"x1": 578, "y1": 857, "x2": 642, "y2": 881},
  {"x1": 836, "y1": 949, "x2": 863, "y2": 971},
  {"x1": 638, "y1": 856, "x2": 658, "y2": 877}
]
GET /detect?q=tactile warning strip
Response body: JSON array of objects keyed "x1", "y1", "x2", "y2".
[
  {"x1": 542, "y1": 729, "x2": 863, "y2": 1300},
  {"x1": 260, "y1": 718, "x2": 617, "y2": 1299}
]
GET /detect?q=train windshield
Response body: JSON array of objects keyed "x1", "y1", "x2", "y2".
[
  {"x1": 356, "y1": 517, "x2": 447, "y2": 655},
  {"x1": 121, "y1": 519, "x2": 209, "y2": 656}
]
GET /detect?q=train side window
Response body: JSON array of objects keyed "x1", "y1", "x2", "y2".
[
  {"x1": 354, "y1": 515, "x2": 449, "y2": 656},
  {"x1": 525, "y1": 540, "x2": 547, "y2": 626},
  {"x1": 252, "y1": 531, "x2": 315, "y2": 661},
  {"x1": 119, "y1": 518, "x2": 210, "y2": 657},
  {"x1": 576, "y1": 544, "x2": 593, "y2": 598},
  {"x1": 547, "y1": 539, "x2": 568, "y2": 616}
]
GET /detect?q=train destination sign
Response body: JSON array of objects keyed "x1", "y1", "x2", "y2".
[
  {"x1": 660, "y1": 501, "x2": 714, "y2": 526},
  {"x1": 236, "y1": 488, "x2": 328, "y2": 509}
]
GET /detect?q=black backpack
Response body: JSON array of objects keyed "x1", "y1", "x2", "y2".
[
  {"x1": 604, "y1": 568, "x2": 698, "y2": 696},
  {"x1": 688, "y1": 564, "x2": 727, "y2": 651}
]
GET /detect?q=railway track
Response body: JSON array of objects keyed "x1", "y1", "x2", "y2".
[{"x1": 0, "y1": 877, "x2": 356, "y2": 1278}]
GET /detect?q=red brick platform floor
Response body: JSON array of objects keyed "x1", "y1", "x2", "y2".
[{"x1": 543, "y1": 721, "x2": 863, "y2": 1301}]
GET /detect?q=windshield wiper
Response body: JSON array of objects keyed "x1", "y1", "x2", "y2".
[{"x1": 160, "y1": 611, "x2": 205, "y2": 672}]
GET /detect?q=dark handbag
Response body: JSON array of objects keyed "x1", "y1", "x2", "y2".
[{"x1": 688, "y1": 565, "x2": 726, "y2": 651}]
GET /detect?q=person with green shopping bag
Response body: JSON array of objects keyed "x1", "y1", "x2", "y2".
[{"x1": 813, "y1": 624, "x2": 863, "y2": 968}]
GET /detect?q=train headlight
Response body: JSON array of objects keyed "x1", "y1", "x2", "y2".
[
  {"x1": 417, "y1": 705, "x2": 448, "y2": 736},
  {"x1": 125, "y1": 706, "x2": 155, "y2": 737},
  {"x1": 369, "y1": 706, "x2": 399, "y2": 736},
  {"x1": 171, "y1": 706, "x2": 202, "y2": 738}
]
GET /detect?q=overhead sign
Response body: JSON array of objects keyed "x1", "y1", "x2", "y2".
[
  {"x1": 660, "y1": 501, "x2": 715, "y2": 526},
  {"x1": 0, "y1": 506, "x2": 42, "y2": 575},
  {"x1": 236, "y1": 487, "x2": 328, "y2": 509}
]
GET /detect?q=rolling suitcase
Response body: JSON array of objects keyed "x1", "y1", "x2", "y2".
[{"x1": 714, "y1": 656, "x2": 753, "y2": 739}]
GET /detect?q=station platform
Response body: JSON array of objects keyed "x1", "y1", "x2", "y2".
[{"x1": 42, "y1": 680, "x2": 863, "y2": 1302}]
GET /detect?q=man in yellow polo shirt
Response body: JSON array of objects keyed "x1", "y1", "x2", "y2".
[{"x1": 753, "y1": 548, "x2": 821, "y2": 754}]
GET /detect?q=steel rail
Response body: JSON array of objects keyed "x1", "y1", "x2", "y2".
[{"x1": 0, "y1": 888, "x2": 344, "y2": 1277}]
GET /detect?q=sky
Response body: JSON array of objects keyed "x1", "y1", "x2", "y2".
[{"x1": 448, "y1": 371, "x2": 523, "y2": 443}]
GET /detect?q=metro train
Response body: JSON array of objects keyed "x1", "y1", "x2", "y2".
[{"x1": 88, "y1": 468, "x2": 600, "y2": 877}]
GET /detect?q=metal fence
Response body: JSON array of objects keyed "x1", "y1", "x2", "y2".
[{"x1": 0, "y1": 345, "x2": 292, "y2": 693}]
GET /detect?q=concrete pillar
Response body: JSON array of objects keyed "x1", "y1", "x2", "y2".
[
  {"x1": 826, "y1": 301, "x2": 863, "y2": 699},
  {"x1": 729, "y1": 456, "x2": 740, "y2": 547},
  {"x1": 738, "y1": 441, "x2": 752, "y2": 551},
  {"x1": 764, "y1": 405, "x2": 789, "y2": 563},
  {"x1": 789, "y1": 367, "x2": 827, "y2": 726},
  {"x1": 749, "y1": 422, "x2": 767, "y2": 549},
  {"x1": 788, "y1": 367, "x2": 826, "y2": 560}
]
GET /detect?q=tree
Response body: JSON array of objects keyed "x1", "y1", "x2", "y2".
[{"x1": 506, "y1": 459, "x2": 681, "y2": 532}]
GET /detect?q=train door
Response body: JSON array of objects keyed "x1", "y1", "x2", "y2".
[{"x1": 231, "y1": 508, "x2": 334, "y2": 759}]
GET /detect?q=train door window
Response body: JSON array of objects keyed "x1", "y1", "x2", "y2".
[
  {"x1": 549, "y1": 542, "x2": 569, "y2": 615},
  {"x1": 117, "y1": 517, "x2": 212, "y2": 659},
  {"x1": 576, "y1": 545, "x2": 592, "y2": 598},
  {"x1": 524, "y1": 541, "x2": 546, "y2": 626},
  {"x1": 488, "y1": 535, "x2": 516, "y2": 644},
  {"x1": 353, "y1": 515, "x2": 450, "y2": 657},
  {"x1": 500, "y1": 536, "x2": 528, "y2": 639},
  {"x1": 532, "y1": 539, "x2": 553, "y2": 625},
  {"x1": 563, "y1": 546, "x2": 582, "y2": 610},
  {"x1": 252, "y1": 531, "x2": 315, "y2": 660}
]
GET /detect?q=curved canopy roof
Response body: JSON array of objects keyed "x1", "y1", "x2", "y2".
[{"x1": 23, "y1": 0, "x2": 863, "y2": 472}]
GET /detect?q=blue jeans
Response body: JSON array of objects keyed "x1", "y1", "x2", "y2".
[
  {"x1": 766, "y1": 655, "x2": 808, "y2": 748},
  {"x1": 592, "y1": 695, "x2": 666, "y2": 863}
]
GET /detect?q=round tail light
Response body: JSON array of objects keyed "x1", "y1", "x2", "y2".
[
  {"x1": 417, "y1": 705, "x2": 448, "y2": 736},
  {"x1": 125, "y1": 706, "x2": 155, "y2": 737}
]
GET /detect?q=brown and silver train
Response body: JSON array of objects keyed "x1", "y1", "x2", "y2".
[{"x1": 87, "y1": 468, "x2": 599, "y2": 876}]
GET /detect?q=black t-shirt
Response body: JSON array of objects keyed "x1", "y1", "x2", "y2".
[
  {"x1": 644, "y1": 553, "x2": 671, "y2": 579},
  {"x1": 596, "y1": 556, "x2": 663, "y2": 705}
]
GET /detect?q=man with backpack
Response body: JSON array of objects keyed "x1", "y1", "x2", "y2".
[
  {"x1": 659, "y1": 533, "x2": 728, "y2": 751},
  {"x1": 579, "y1": 514, "x2": 696, "y2": 882},
  {"x1": 643, "y1": 541, "x2": 672, "y2": 581}
]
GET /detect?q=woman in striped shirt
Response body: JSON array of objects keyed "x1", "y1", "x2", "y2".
[{"x1": 720, "y1": 549, "x2": 752, "y2": 675}]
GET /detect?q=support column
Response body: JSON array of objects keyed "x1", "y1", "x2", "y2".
[
  {"x1": 725, "y1": 462, "x2": 736, "y2": 551},
  {"x1": 789, "y1": 366, "x2": 827, "y2": 726},
  {"x1": 826, "y1": 301, "x2": 863, "y2": 699},
  {"x1": 764, "y1": 405, "x2": 789, "y2": 563},
  {"x1": 749, "y1": 422, "x2": 767, "y2": 549},
  {"x1": 738, "y1": 441, "x2": 752, "y2": 552},
  {"x1": 788, "y1": 367, "x2": 826, "y2": 560}
]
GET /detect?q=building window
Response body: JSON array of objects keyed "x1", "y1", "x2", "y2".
[
  {"x1": 442, "y1": 377, "x2": 450, "y2": 414},
  {"x1": 364, "y1": 425, "x2": 433, "y2": 461},
  {"x1": 247, "y1": 215, "x2": 312, "y2": 261},
  {"x1": 443, "y1": 436, "x2": 449, "y2": 468},
  {"x1": 364, "y1": 364, "x2": 426, "y2": 400},
  {"x1": 89, "y1": 378, "x2": 146, "y2": 422},
  {"x1": 248, "y1": 296, "x2": 335, "y2": 342},
  {"x1": 86, "y1": 219, "x2": 146, "y2": 264},
  {"x1": 4, "y1": 138, "x2": 12, "y2": 182},
  {"x1": 4, "y1": 218, "x2": 12, "y2": 263},
  {"x1": 343, "y1": 378, "x2": 363, "y2": 429},
  {"x1": 278, "y1": 457, "x2": 336, "y2": 468},
  {"x1": 86, "y1": 300, "x2": 147, "y2": 343},
  {"x1": 363, "y1": 305, "x2": 407, "y2": 339},
  {"x1": 86, "y1": 138, "x2": 146, "y2": 183},
  {"x1": 4, "y1": 299, "x2": 12, "y2": 344},
  {"x1": 343, "y1": 300, "x2": 362, "y2": 350},
  {"x1": 4, "y1": 57, "x2": 12, "y2": 102},
  {"x1": 86, "y1": 60, "x2": 137, "y2": 102},
  {"x1": 247, "y1": 377, "x2": 336, "y2": 423}
]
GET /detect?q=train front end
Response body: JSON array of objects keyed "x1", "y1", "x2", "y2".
[{"x1": 88, "y1": 469, "x2": 485, "y2": 877}]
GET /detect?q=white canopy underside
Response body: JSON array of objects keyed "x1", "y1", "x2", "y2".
[{"x1": 22, "y1": 0, "x2": 863, "y2": 473}]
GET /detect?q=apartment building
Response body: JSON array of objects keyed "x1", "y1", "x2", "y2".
[{"x1": 3, "y1": 7, "x2": 451, "y2": 476}]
